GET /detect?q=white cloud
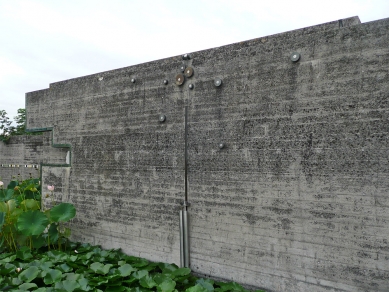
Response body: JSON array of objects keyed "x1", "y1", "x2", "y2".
[{"x1": 0, "y1": 57, "x2": 25, "y2": 83}]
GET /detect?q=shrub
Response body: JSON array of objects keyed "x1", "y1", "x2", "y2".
[{"x1": 0, "y1": 178, "x2": 76, "y2": 252}]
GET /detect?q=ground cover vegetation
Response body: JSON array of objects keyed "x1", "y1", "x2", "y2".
[{"x1": 0, "y1": 178, "x2": 266, "y2": 291}]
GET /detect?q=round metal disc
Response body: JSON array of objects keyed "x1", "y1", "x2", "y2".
[
  {"x1": 184, "y1": 67, "x2": 194, "y2": 78},
  {"x1": 175, "y1": 73, "x2": 185, "y2": 86},
  {"x1": 182, "y1": 53, "x2": 191, "y2": 60},
  {"x1": 290, "y1": 52, "x2": 300, "y2": 62},
  {"x1": 214, "y1": 78, "x2": 222, "y2": 87},
  {"x1": 159, "y1": 115, "x2": 166, "y2": 122}
]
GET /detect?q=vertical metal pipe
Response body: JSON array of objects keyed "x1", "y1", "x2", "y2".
[
  {"x1": 184, "y1": 106, "x2": 188, "y2": 202},
  {"x1": 179, "y1": 106, "x2": 190, "y2": 268},
  {"x1": 179, "y1": 210, "x2": 184, "y2": 268},
  {"x1": 183, "y1": 210, "x2": 189, "y2": 267}
]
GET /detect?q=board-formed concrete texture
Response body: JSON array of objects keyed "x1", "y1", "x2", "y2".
[
  {"x1": 3, "y1": 16, "x2": 389, "y2": 291},
  {"x1": 0, "y1": 132, "x2": 68, "y2": 186}
]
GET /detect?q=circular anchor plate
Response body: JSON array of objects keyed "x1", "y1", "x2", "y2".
[
  {"x1": 159, "y1": 115, "x2": 166, "y2": 123},
  {"x1": 184, "y1": 67, "x2": 194, "y2": 78},
  {"x1": 214, "y1": 78, "x2": 222, "y2": 87},
  {"x1": 175, "y1": 73, "x2": 185, "y2": 86},
  {"x1": 290, "y1": 52, "x2": 300, "y2": 62}
]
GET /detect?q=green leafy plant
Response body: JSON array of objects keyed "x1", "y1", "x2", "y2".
[
  {"x1": 0, "y1": 178, "x2": 76, "y2": 252},
  {"x1": 0, "y1": 242, "x2": 267, "y2": 291}
]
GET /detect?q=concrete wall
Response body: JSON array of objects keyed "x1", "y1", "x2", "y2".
[
  {"x1": 2, "y1": 16, "x2": 389, "y2": 291},
  {"x1": 0, "y1": 132, "x2": 68, "y2": 186}
]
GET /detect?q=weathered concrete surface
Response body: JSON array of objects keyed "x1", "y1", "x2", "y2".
[
  {"x1": 0, "y1": 132, "x2": 68, "y2": 186},
  {"x1": 3, "y1": 16, "x2": 389, "y2": 291}
]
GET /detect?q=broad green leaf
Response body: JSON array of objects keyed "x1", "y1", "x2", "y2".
[
  {"x1": 76, "y1": 243, "x2": 92, "y2": 253},
  {"x1": 196, "y1": 278, "x2": 214, "y2": 291},
  {"x1": 172, "y1": 267, "x2": 191, "y2": 277},
  {"x1": 158, "y1": 263, "x2": 178, "y2": 273},
  {"x1": 34, "y1": 288, "x2": 48, "y2": 292},
  {"x1": 0, "y1": 251, "x2": 13, "y2": 259},
  {"x1": 106, "y1": 273, "x2": 122, "y2": 283},
  {"x1": 130, "y1": 287, "x2": 153, "y2": 292},
  {"x1": 24, "y1": 190, "x2": 37, "y2": 200},
  {"x1": 18, "y1": 282, "x2": 38, "y2": 290},
  {"x1": 21, "y1": 199, "x2": 40, "y2": 211},
  {"x1": 58, "y1": 263, "x2": 72, "y2": 273},
  {"x1": 46, "y1": 250, "x2": 68, "y2": 262},
  {"x1": 47, "y1": 224, "x2": 59, "y2": 243},
  {"x1": 54, "y1": 279, "x2": 81, "y2": 292},
  {"x1": 43, "y1": 269, "x2": 63, "y2": 285},
  {"x1": 0, "y1": 189, "x2": 14, "y2": 201},
  {"x1": 23, "y1": 183, "x2": 36, "y2": 191},
  {"x1": 0, "y1": 202, "x2": 7, "y2": 212},
  {"x1": 63, "y1": 227, "x2": 71, "y2": 238},
  {"x1": 7, "y1": 180, "x2": 18, "y2": 190},
  {"x1": 139, "y1": 274, "x2": 156, "y2": 289},
  {"x1": 49, "y1": 203, "x2": 76, "y2": 222},
  {"x1": 32, "y1": 235, "x2": 46, "y2": 249},
  {"x1": 132, "y1": 269, "x2": 148, "y2": 280},
  {"x1": 105, "y1": 286, "x2": 126, "y2": 292},
  {"x1": 10, "y1": 208, "x2": 23, "y2": 221},
  {"x1": 118, "y1": 263, "x2": 137, "y2": 277},
  {"x1": 92, "y1": 246, "x2": 102, "y2": 254},
  {"x1": 215, "y1": 282, "x2": 246, "y2": 292},
  {"x1": 88, "y1": 277, "x2": 108, "y2": 286},
  {"x1": 77, "y1": 277, "x2": 90, "y2": 291},
  {"x1": 16, "y1": 247, "x2": 33, "y2": 260},
  {"x1": 0, "y1": 255, "x2": 16, "y2": 264},
  {"x1": 154, "y1": 274, "x2": 168, "y2": 285},
  {"x1": 69, "y1": 255, "x2": 78, "y2": 262},
  {"x1": 89, "y1": 262, "x2": 104, "y2": 273},
  {"x1": 31, "y1": 261, "x2": 53, "y2": 272},
  {"x1": 63, "y1": 273, "x2": 81, "y2": 281},
  {"x1": 17, "y1": 210, "x2": 49, "y2": 236},
  {"x1": 128, "y1": 257, "x2": 149, "y2": 268},
  {"x1": 89, "y1": 262, "x2": 112, "y2": 275},
  {"x1": 186, "y1": 284, "x2": 209, "y2": 292},
  {"x1": 7, "y1": 199, "x2": 16, "y2": 213},
  {"x1": 12, "y1": 277, "x2": 23, "y2": 285},
  {"x1": 18, "y1": 266, "x2": 40, "y2": 283},
  {"x1": 0, "y1": 263, "x2": 15, "y2": 275},
  {"x1": 157, "y1": 278, "x2": 176, "y2": 292},
  {"x1": 79, "y1": 251, "x2": 94, "y2": 261},
  {"x1": 0, "y1": 211, "x2": 5, "y2": 229}
]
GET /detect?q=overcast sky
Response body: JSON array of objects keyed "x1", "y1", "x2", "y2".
[{"x1": 1, "y1": 0, "x2": 388, "y2": 121}]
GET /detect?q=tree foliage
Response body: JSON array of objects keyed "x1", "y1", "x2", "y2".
[
  {"x1": 0, "y1": 110, "x2": 12, "y2": 143},
  {"x1": 10, "y1": 108, "x2": 27, "y2": 136},
  {"x1": 0, "y1": 108, "x2": 40, "y2": 143}
]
